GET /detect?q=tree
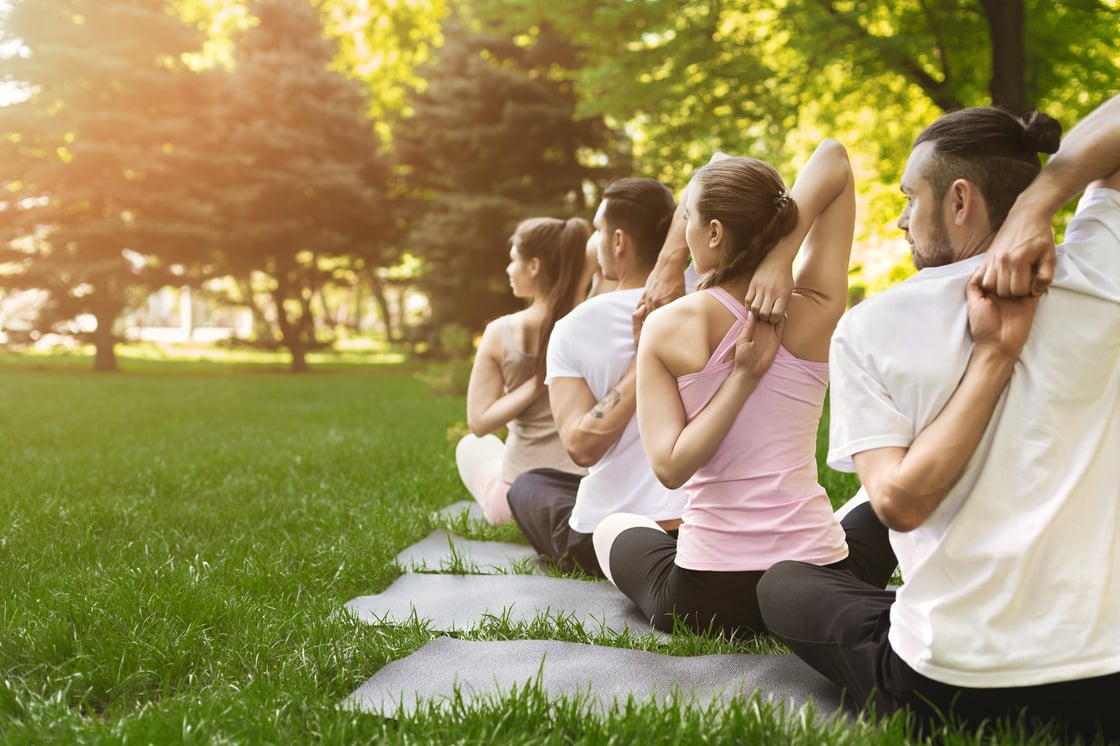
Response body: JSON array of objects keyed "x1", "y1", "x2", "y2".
[
  {"x1": 393, "y1": 18, "x2": 623, "y2": 344},
  {"x1": 219, "y1": 0, "x2": 388, "y2": 372},
  {"x1": 0, "y1": 0, "x2": 217, "y2": 371}
]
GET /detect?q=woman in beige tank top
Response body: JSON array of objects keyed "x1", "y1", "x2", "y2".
[{"x1": 455, "y1": 216, "x2": 596, "y2": 524}]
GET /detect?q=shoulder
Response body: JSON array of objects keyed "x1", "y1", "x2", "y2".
[{"x1": 644, "y1": 292, "x2": 708, "y2": 337}]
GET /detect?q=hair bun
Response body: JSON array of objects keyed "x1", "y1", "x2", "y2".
[{"x1": 1022, "y1": 111, "x2": 1062, "y2": 155}]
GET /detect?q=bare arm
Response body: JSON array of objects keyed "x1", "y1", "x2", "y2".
[
  {"x1": 746, "y1": 140, "x2": 855, "y2": 332},
  {"x1": 465, "y1": 321, "x2": 545, "y2": 436},
  {"x1": 854, "y1": 269, "x2": 1039, "y2": 531},
  {"x1": 638, "y1": 305, "x2": 783, "y2": 490},
  {"x1": 636, "y1": 196, "x2": 689, "y2": 319},
  {"x1": 982, "y1": 93, "x2": 1120, "y2": 297},
  {"x1": 550, "y1": 364, "x2": 638, "y2": 468}
]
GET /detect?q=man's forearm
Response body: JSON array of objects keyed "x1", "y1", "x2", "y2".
[
  {"x1": 864, "y1": 347, "x2": 1016, "y2": 532},
  {"x1": 564, "y1": 362, "x2": 638, "y2": 467}
]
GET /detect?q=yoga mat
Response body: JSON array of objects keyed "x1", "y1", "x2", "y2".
[
  {"x1": 395, "y1": 530, "x2": 541, "y2": 574},
  {"x1": 344, "y1": 573, "x2": 669, "y2": 641},
  {"x1": 432, "y1": 500, "x2": 487, "y2": 523},
  {"x1": 343, "y1": 637, "x2": 845, "y2": 719}
]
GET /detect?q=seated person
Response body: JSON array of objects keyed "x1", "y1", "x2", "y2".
[
  {"x1": 593, "y1": 142, "x2": 895, "y2": 636},
  {"x1": 456, "y1": 217, "x2": 590, "y2": 524},
  {"x1": 507, "y1": 178, "x2": 688, "y2": 576},
  {"x1": 758, "y1": 95, "x2": 1120, "y2": 741}
]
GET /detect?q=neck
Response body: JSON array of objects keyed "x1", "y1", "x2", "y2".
[
  {"x1": 614, "y1": 263, "x2": 651, "y2": 291},
  {"x1": 953, "y1": 224, "x2": 998, "y2": 262},
  {"x1": 714, "y1": 277, "x2": 751, "y2": 301}
]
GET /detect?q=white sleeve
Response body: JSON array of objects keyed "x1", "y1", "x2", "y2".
[
  {"x1": 1062, "y1": 187, "x2": 1120, "y2": 289},
  {"x1": 545, "y1": 316, "x2": 583, "y2": 384},
  {"x1": 827, "y1": 311, "x2": 917, "y2": 472}
]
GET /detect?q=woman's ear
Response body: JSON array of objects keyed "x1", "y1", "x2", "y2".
[
  {"x1": 528, "y1": 257, "x2": 541, "y2": 276},
  {"x1": 709, "y1": 219, "x2": 724, "y2": 248}
]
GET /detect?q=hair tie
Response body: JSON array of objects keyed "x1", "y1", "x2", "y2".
[{"x1": 774, "y1": 190, "x2": 791, "y2": 209}]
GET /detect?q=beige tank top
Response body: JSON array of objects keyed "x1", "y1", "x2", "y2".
[{"x1": 499, "y1": 315, "x2": 587, "y2": 482}]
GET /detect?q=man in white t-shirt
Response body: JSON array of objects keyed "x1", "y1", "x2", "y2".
[
  {"x1": 758, "y1": 94, "x2": 1120, "y2": 741},
  {"x1": 507, "y1": 178, "x2": 688, "y2": 576}
]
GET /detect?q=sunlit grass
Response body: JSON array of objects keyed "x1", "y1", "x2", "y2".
[{"x1": 0, "y1": 352, "x2": 1072, "y2": 744}]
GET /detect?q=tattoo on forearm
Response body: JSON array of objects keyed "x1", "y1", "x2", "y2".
[{"x1": 590, "y1": 388, "x2": 621, "y2": 419}]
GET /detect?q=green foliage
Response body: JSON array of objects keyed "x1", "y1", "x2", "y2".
[
  {"x1": 217, "y1": 0, "x2": 390, "y2": 372},
  {"x1": 0, "y1": 0, "x2": 217, "y2": 371},
  {"x1": 393, "y1": 18, "x2": 623, "y2": 338}
]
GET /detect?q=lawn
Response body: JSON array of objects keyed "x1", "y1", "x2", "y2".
[{"x1": 0, "y1": 349, "x2": 1071, "y2": 744}]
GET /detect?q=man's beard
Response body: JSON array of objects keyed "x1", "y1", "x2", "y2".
[{"x1": 911, "y1": 214, "x2": 956, "y2": 270}]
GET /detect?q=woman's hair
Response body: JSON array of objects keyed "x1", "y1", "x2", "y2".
[
  {"x1": 511, "y1": 216, "x2": 590, "y2": 381},
  {"x1": 914, "y1": 107, "x2": 1062, "y2": 231},
  {"x1": 691, "y1": 157, "x2": 799, "y2": 290}
]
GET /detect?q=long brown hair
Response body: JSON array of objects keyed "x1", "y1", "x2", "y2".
[
  {"x1": 691, "y1": 157, "x2": 799, "y2": 291},
  {"x1": 512, "y1": 216, "x2": 590, "y2": 381}
]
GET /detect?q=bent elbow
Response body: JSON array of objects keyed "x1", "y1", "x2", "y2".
[
  {"x1": 568, "y1": 446, "x2": 602, "y2": 469},
  {"x1": 652, "y1": 462, "x2": 689, "y2": 491},
  {"x1": 871, "y1": 495, "x2": 925, "y2": 533}
]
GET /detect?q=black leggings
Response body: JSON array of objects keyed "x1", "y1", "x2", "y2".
[{"x1": 608, "y1": 501, "x2": 896, "y2": 637}]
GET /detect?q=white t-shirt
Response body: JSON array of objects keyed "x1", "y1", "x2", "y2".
[
  {"x1": 828, "y1": 187, "x2": 1120, "y2": 688},
  {"x1": 546, "y1": 287, "x2": 687, "y2": 532}
]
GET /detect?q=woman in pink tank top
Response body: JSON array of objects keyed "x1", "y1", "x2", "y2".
[
  {"x1": 455, "y1": 217, "x2": 594, "y2": 524},
  {"x1": 592, "y1": 141, "x2": 896, "y2": 636}
]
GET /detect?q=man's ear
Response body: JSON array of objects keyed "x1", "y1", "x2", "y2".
[
  {"x1": 949, "y1": 179, "x2": 982, "y2": 227},
  {"x1": 613, "y1": 228, "x2": 627, "y2": 259}
]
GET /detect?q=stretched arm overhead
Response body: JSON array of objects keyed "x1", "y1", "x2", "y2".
[
  {"x1": 854, "y1": 268, "x2": 1039, "y2": 532},
  {"x1": 635, "y1": 198, "x2": 689, "y2": 321},
  {"x1": 465, "y1": 321, "x2": 545, "y2": 437},
  {"x1": 748, "y1": 140, "x2": 856, "y2": 360},
  {"x1": 983, "y1": 93, "x2": 1120, "y2": 297}
]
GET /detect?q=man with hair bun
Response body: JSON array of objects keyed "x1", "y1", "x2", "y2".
[{"x1": 758, "y1": 94, "x2": 1120, "y2": 741}]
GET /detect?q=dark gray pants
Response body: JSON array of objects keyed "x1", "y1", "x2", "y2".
[
  {"x1": 507, "y1": 468, "x2": 602, "y2": 577},
  {"x1": 758, "y1": 549, "x2": 1120, "y2": 741}
]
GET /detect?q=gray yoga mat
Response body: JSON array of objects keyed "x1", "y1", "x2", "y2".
[
  {"x1": 395, "y1": 530, "x2": 541, "y2": 574},
  {"x1": 432, "y1": 499, "x2": 487, "y2": 523},
  {"x1": 344, "y1": 572, "x2": 669, "y2": 641},
  {"x1": 343, "y1": 636, "x2": 845, "y2": 719}
]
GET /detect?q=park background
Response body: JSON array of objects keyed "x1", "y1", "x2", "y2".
[{"x1": 0, "y1": 0, "x2": 1117, "y2": 743}]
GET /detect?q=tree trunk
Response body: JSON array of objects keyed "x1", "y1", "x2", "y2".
[
  {"x1": 91, "y1": 305, "x2": 120, "y2": 373},
  {"x1": 237, "y1": 276, "x2": 276, "y2": 343},
  {"x1": 273, "y1": 288, "x2": 310, "y2": 373},
  {"x1": 980, "y1": 0, "x2": 1029, "y2": 112},
  {"x1": 367, "y1": 271, "x2": 397, "y2": 341}
]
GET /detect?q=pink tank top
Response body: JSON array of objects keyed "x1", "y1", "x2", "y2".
[{"x1": 674, "y1": 286, "x2": 849, "y2": 571}]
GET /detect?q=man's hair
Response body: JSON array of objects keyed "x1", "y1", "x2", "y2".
[
  {"x1": 601, "y1": 178, "x2": 676, "y2": 267},
  {"x1": 914, "y1": 107, "x2": 1062, "y2": 230}
]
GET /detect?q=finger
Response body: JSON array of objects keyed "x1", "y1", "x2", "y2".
[
  {"x1": 743, "y1": 310, "x2": 757, "y2": 341},
  {"x1": 633, "y1": 303, "x2": 648, "y2": 323},
  {"x1": 758, "y1": 297, "x2": 777, "y2": 325},
  {"x1": 770, "y1": 296, "x2": 786, "y2": 324},
  {"x1": 1033, "y1": 249, "x2": 1055, "y2": 297}
]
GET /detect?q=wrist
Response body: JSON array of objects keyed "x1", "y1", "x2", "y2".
[{"x1": 971, "y1": 343, "x2": 1019, "y2": 376}]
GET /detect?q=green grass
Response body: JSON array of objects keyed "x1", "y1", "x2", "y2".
[{"x1": 0, "y1": 350, "x2": 1077, "y2": 744}]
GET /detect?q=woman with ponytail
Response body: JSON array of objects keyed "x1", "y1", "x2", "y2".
[
  {"x1": 456, "y1": 217, "x2": 592, "y2": 525},
  {"x1": 593, "y1": 141, "x2": 895, "y2": 635}
]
